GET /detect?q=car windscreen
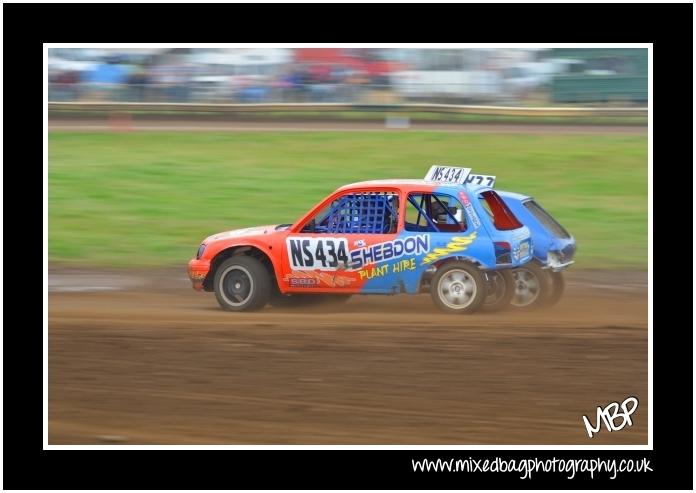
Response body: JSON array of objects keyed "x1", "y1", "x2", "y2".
[{"x1": 523, "y1": 200, "x2": 571, "y2": 239}]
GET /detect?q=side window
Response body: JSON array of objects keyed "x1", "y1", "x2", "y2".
[
  {"x1": 523, "y1": 200, "x2": 571, "y2": 239},
  {"x1": 479, "y1": 190, "x2": 523, "y2": 231},
  {"x1": 302, "y1": 192, "x2": 399, "y2": 234},
  {"x1": 478, "y1": 196, "x2": 494, "y2": 220},
  {"x1": 405, "y1": 193, "x2": 467, "y2": 232}
]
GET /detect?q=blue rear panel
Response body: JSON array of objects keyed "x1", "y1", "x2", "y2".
[{"x1": 497, "y1": 190, "x2": 576, "y2": 269}]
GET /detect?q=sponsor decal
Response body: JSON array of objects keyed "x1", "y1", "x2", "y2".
[
  {"x1": 359, "y1": 264, "x2": 389, "y2": 280},
  {"x1": 459, "y1": 191, "x2": 481, "y2": 229},
  {"x1": 190, "y1": 271, "x2": 207, "y2": 280},
  {"x1": 516, "y1": 240, "x2": 531, "y2": 260},
  {"x1": 350, "y1": 234, "x2": 430, "y2": 270},
  {"x1": 283, "y1": 270, "x2": 356, "y2": 288},
  {"x1": 289, "y1": 277, "x2": 319, "y2": 287},
  {"x1": 286, "y1": 237, "x2": 350, "y2": 271},
  {"x1": 421, "y1": 232, "x2": 477, "y2": 265},
  {"x1": 359, "y1": 257, "x2": 418, "y2": 280},
  {"x1": 354, "y1": 239, "x2": 366, "y2": 247},
  {"x1": 392, "y1": 258, "x2": 417, "y2": 273}
]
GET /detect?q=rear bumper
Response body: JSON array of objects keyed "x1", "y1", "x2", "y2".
[
  {"x1": 542, "y1": 260, "x2": 575, "y2": 272},
  {"x1": 542, "y1": 243, "x2": 576, "y2": 272},
  {"x1": 188, "y1": 258, "x2": 211, "y2": 291}
]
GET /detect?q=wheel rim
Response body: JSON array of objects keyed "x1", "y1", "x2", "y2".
[
  {"x1": 219, "y1": 265, "x2": 254, "y2": 306},
  {"x1": 511, "y1": 268, "x2": 540, "y2": 307},
  {"x1": 484, "y1": 271, "x2": 507, "y2": 305},
  {"x1": 437, "y1": 269, "x2": 477, "y2": 309}
]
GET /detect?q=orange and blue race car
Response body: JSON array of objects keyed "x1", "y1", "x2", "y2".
[{"x1": 188, "y1": 166, "x2": 533, "y2": 313}]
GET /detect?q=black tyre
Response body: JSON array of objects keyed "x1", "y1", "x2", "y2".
[
  {"x1": 545, "y1": 271, "x2": 565, "y2": 307},
  {"x1": 430, "y1": 261, "x2": 485, "y2": 314},
  {"x1": 213, "y1": 256, "x2": 271, "y2": 311},
  {"x1": 481, "y1": 269, "x2": 514, "y2": 312},
  {"x1": 510, "y1": 261, "x2": 552, "y2": 309}
]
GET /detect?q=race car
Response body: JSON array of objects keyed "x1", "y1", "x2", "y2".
[
  {"x1": 465, "y1": 171, "x2": 576, "y2": 310},
  {"x1": 188, "y1": 166, "x2": 533, "y2": 313},
  {"x1": 497, "y1": 190, "x2": 576, "y2": 308}
]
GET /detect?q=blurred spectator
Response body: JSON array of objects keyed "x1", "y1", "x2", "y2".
[
  {"x1": 127, "y1": 65, "x2": 149, "y2": 102},
  {"x1": 83, "y1": 59, "x2": 129, "y2": 100},
  {"x1": 49, "y1": 70, "x2": 81, "y2": 101},
  {"x1": 273, "y1": 70, "x2": 294, "y2": 101},
  {"x1": 346, "y1": 69, "x2": 369, "y2": 102},
  {"x1": 47, "y1": 47, "x2": 648, "y2": 106}
]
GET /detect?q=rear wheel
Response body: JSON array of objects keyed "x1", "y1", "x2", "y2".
[
  {"x1": 481, "y1": 270, "x2": 514, "y2": 312},
  {"x1": 430, "y1": 262, "x2": 485, "y2": 314},
  {"x1": 214, "y1": 256, "x2": 271, "y2": 311},
  {"x1": 510, "y1": 262, "x2": 552, "y2": 309},
  {"x1": 545, "y1": 271, "x2": 565, "y2": 307}
]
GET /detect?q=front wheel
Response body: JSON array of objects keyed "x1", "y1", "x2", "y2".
[
  {"x1": 510, "y1": 262, "x2": 552, "y2": 309},
  {"x1": 430, "y1": 262, "x2": 485, "y2": 314},
  {"x1": 214, "y1": 256, "x2": 271, "y2": 311}
]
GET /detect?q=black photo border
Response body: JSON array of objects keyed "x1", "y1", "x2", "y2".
[{"x1": 3, "y1": 2, "x2": 692, "y2": 489}]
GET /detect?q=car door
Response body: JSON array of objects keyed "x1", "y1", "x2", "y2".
[
  {"x1": 281, "y1": 190, "x2": 401, "y2": 294},
  {"x1": 403, "y1": 190, "x2": 481, "y2": 266}
]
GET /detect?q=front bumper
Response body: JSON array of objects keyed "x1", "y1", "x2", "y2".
[{"x1": 188, "y1": 258, "x2": 211, "y2": 291}]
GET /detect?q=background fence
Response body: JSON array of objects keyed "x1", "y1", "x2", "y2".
[{"x1": 48, "y1": 101, "x2": 649, "y2": 118}]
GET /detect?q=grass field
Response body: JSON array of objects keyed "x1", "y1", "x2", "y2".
[{"x1": 48, "y1": 131, "x2": 647, "y2": 268}]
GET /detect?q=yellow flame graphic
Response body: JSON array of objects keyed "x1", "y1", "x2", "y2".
[{"x1": 421, "y1": 232, "x2": 477, "y2": 265}]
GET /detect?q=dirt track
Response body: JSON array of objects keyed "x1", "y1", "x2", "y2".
[{"x1": 48, "y1": 268, "x2": 648, "y2": 445}]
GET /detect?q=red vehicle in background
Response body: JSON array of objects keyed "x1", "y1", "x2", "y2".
[{"x1": 293, "y1": 48, "x2": 405, "y2": 81}]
